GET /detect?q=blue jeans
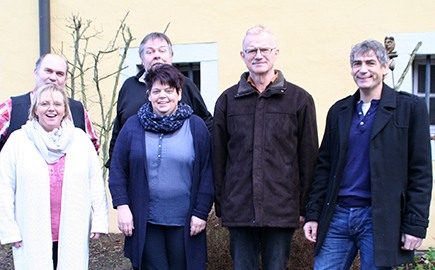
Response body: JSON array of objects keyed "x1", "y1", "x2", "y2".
[
  {"x1": 314, "y1": 205, "x2": 391, "y2": 270},
  {"x1": 228, "y1": 227, "x2": 295, "y2": 270}
]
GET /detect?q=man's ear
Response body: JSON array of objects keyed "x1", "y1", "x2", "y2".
[{"x1": 382, "y1": 63, "x2": 389, "y2": 76}]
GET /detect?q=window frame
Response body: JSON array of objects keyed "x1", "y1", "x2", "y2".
[{"x1": 412, "y1": 56, "x2": 435, "y2": 132}]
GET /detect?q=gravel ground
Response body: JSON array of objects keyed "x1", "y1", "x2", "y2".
[
  {"x1": 0, "y1": 233, "x2": 132, "y2": 270},
  {"x1": 0, "y1": 207, "x2": 366, "y2": 270}
]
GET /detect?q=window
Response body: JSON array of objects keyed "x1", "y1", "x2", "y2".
[
  {"x1": 413, "y1": 56, "x2": 435, "y2": 128},
  {"x1": 173, "y1": 62, "x2": 201, "y2": 91}
]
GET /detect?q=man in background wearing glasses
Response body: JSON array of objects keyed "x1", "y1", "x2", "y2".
[{"x1": 212, "y1": 25, "x2": 318, "y2": 270}]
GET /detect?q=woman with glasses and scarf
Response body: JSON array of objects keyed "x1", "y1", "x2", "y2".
[
  {"x1": 109, "y1": 64, "x2": 214, "y2": 270},
  {"x1": 0, "y1": 84, "x2": 109, "y2": 269}
]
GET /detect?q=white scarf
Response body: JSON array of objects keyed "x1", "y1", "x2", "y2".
[{"x1": 22, "y1": 119, "x2": 75, "y2": 164}]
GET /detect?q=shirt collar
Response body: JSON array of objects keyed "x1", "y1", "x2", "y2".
[{"x1": 247, "y1": 70, "x2": 279, "y2": 93}]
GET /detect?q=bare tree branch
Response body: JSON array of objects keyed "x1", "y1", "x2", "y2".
[{"x1": 62, "y1": 12, "x2": 134, "y2": 180}]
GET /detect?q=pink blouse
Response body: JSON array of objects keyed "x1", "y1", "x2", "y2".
[{"x1": 48, "y1": 155, "x2": 66, "y2": 242}]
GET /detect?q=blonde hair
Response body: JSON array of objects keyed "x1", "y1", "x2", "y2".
[{"x1": 29, "y1": 84, "x2": 70, "y2": 121}]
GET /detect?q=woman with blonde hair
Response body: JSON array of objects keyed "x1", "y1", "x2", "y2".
[{"x1": 0, "y1": 84, "x2": 109, "y2": 269}]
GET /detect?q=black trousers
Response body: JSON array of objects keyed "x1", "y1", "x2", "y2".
[
  {"x1": 53, "y1": 241, "x2": 58, "y2": 270},
  {"x1": 133, "y1": 223, "x2": 186, "y2": 270}
]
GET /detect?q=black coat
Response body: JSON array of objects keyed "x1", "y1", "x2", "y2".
[{"x1": 305, "y1": 84, "x2": 433, "y2": 267}]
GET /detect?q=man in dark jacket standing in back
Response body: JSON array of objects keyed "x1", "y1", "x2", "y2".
[
  {"x1": 107, "y1": 32, "x2": 212, "y2": 168},
  {"x1": 212, "y1": 25, "x2": 318, "y2": 270},
  {"x1": 304, "y1": 40, "x2": 433, "y2": 269}
]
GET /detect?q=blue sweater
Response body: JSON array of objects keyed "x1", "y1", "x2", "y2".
[
  {"x1": 146, "y1": 121, "x2": 194, "y2": 226},
  {"x1": 337, "y1": 100, "x2": 379, "y2": 207}
]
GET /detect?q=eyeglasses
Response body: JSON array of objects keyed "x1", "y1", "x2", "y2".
[
  {"x1": 38, "y1": 102, "x2": 64, "y2": 108},
  {"x1": 243, "y1": 47, "x2": 276, "y2": 56}
]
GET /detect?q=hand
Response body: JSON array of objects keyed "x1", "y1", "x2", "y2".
[
  {"x1": 6, "y1": 241, "x2": 22, "y2": 248},
  {"x1": 90, "y1": 233, "x2": 105, "y2": 239},
  {"x1": 299, "y1": 216, "x2": 306, "y2": 228},
  {"x1": 401, "y1": 233, "x2": 423, "y2": 250},
  {"x1": 117, "y1": 205, "x2": 134, "y2": 237},
  {"x1": 190, "y1": 216, "x2": 206, "y2": 236},
  {"x1": 303, "y1": 221, "x2": 318, "y2": 243}
]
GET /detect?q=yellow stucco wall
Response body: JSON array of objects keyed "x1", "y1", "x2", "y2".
[
  {"x1": 1, "y1": 0, "x2": 435, "y2": 249},
  {"x1": 1, "y1": 0, "x2": 435, "y2": 136}
]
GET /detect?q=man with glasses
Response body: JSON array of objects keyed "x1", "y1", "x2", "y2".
[
  {"x1": 212, "y1": 25, "x2": 318, "y2": 269},
  {"x1": 0, "y1": 53, "x2": 99, "y2": 152},
  {"x1": 106, "y1": 32, "x2": 212, "y2": 168}
]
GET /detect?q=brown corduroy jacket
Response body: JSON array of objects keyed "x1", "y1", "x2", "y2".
[{"x1": 212, "y1": 70, "x2": 318, "y2": 228}]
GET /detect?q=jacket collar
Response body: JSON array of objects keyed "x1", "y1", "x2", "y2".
[
  {"x1": 370, "y1": 83, "x2": 396, "y2": 140},
  {"x1": 338, "y1": 83, "x2": 396, "y2": 142},
  {"x1": 235, "y1": 70, "x2": 287, "y2": 98},
  {"x1": 340, "y1": 83, "x2": 396, "y2": 110},
  {"x1": 135, "y1": 69, "x2": 146, "y2": 84}
]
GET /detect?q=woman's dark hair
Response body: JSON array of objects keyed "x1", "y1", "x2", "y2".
[{"x1": 144, "y1": 64, "x2": 185, "y2": 94}]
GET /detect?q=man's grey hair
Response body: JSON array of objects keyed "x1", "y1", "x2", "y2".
[
  {"x1": 139, "y1": 32, "x2": 174, "y2": 59},
  {"x1": 35, "y1": 53, "x2": 69, "y2": 75},
  {"x1": 350, "y1": 40, "x2": 388, "y2": 67},
  {"x1": 242, "y1": 24, "x2": 277, "y2": 49}
]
